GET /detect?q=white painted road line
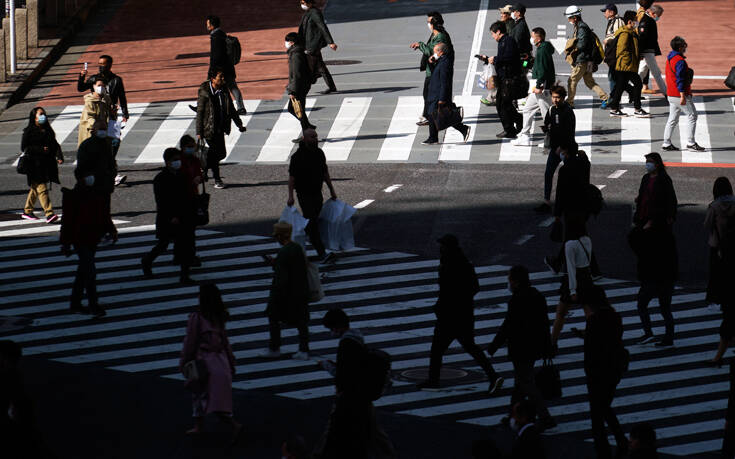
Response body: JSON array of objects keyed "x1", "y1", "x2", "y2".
[
  {"x1": 256, "y1": 98, "x2": 316, "y2": 162},
  {"x1": 596, "y1": 184, "x2": 606, "y2": 190},
  {"x1": 118, "y1": 102, "x2": 150, "y2": 141},
  {"x1": 322, "y1": 97, "x2": 372, "y2": 161},
  {"x1": 383, "y1": 184, "x2": 403, "y2": 193},
  {"x1": 0, "y1": 219, "x2": 130, "y2": 238},
  {"x1": 135, "y1": 101, "x2": 195, "y2": 163},
  {"x1": 353, "y1": 200, "x2": 374, "y2": 209},
  {"x1": 608, "y1": 169, "x2": 627, "y2": 179},
  {"x1": 462, "y1": 0, "x2": 490, "y2": 96},
  {"x1": 50, "y1": 105, "x2": 84, "y2": 145},
  {"x1": 539, "y1": 217, "x2": 555, "y2": 228},
  {"x1": 224, "y1": 99, "x2": 262, "y2": 161},
  {"x1": 378, "y1": 96, "x2": 423, "y2": 161},
  {"x1": 514, "y1": 235, "x2": 534, "y2": 245},
  {"x1": 439, "y1": 96, "x2": 480, "y2": 161}
]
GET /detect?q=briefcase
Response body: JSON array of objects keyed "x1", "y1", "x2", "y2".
[{"x1": 432, "y1": 103, "x2": 463, "y2": 132}]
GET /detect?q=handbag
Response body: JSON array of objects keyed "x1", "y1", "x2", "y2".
[
  {"x1": 183, "y1": 359, "x2": 209, "y2": 392},
  {"x1": 535, "y1": 359, "x2": 562, "y2": 400},
  {"x1": 290, "y1": 95, "x2": 304, "y2": 119},
  {"x1": 550, "y1": 219, "x2": 563, "y2": 243},
  {"x1": 195, "y1": 138, "x2": 208, "y2": 170},
  {"x1": 16, "y1": 151, "x2": 28, "y2": 175},
  {"x1": 432, "y1": 103, "x2": 463, "y2": 132},
  {"x1": 195, "y1": 186, "x2": 210, "y2": 226}
]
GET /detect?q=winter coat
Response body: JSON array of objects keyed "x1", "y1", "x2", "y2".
[
  {"x1": 20, "y1": 126, "x2": 62, "y2": 187},
  {"x1": 634, "y1": 172, "x2": 677, "y2": 228},
  {"x1": 286, "y1": 44, "x2": 312, "y2": 98},
  {"x1": 426, "y1": 54, "x2": 454, "y2": 114},
  {"x1": 434, "y1": 250, "x2": 479, "y2": 323},
  {"x1": 75, "y1": 135, "x2": 115, "y2": 195},
  {"x1": 614, "y1": 26, "x2": 639, "y2": 73},
  {"x1": 573, "y1": 20, "x2": 594, "y2": 64},
  {"x1": 531, "y1": 41, "x2": 556, "y2": 90},
  {"x1": 494, "y1": 34, "x2": 521, "y2": 80},
  {"x1": 78, "y1": 71, "x2": 129, "y2": 119},
  {"x1": 510, "y1": 17, "x2": 532, "y2": 57},
  {"x1": 544, "y1": 102, "x2": 576, "y2": 154},
  {"x1": 209, "y1": 28, "x2": 236, "y2": 79},
  {"x1": 554, "y1": 151, "x2": 591, "y2": 217},
  {"x1": 78, "y1": 92, "x2": 112, "y2": 146},
  {"x1": 489, "y1": 285, "x2": 552, "y2": 362},
  {"x1": 705, "y1": 195, "x2": 735, "y2": 250},
  {"x1": 266, "y1": 241, "x2": 309, "y2": 325},
  {"x1": 637, "y1": 13, "x2": 661, "y2": 55},
  {"x1": 195, "y1": 81, "x2": 240, "y2": 143},
  {"x1": 417, "y1": 31, "x2": 452, "y2": 78},
  {"x1": 153, "y1": 167, "x2": 196, "y2": 240},
  {"x1": 299, "y1": 6, "x2": 334, "y2": 54},
  {"x1": 60, "y1": 185, "x2": 114, "y2": 247},
  {"x1": 665, "y1": 51, "x2": 692, "y2": 97}
]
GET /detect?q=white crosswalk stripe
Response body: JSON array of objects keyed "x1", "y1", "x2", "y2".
[
  {"x1": 322, "y1": 97, "x2": 372, "y2": 161},
  {"x1": 0, "y1": 226, "x2": 727, "y2": 455},
  {"x1": 134, "y1": 101, "x2": 195, "y2": 163},
  {"x1": 256, "y1": 98, "x2": 316, "y2": 162},
  {"x1": 378, "y1": 96, "x2": 423, "y2": 161}
]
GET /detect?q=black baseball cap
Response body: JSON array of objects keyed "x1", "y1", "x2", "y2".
[
  {"x1": 600, "y1": 3, "x2": 617, "y2": 13},
  {"x1": 510, "y1": 3, "x2": 526, "y2": 14}
]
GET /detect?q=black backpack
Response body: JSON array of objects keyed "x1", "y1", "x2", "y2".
[
  {"x1": 585, "y1": 183, "x2": 604, "y2": 216},
  {"x1": 363, "y1": 348, "x2": 392, "y2": 401},
  {"x1": 225, "y1": 35, "x2": 242, "y2": 65},
  {"x1": 604, "y1": 35, "x2": 618, "y2": 67},
  {"x1": 725, "y1": 66, "x2": 735, "y2": 90}
]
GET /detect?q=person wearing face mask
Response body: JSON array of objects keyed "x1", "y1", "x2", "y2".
[
  {"x1": 284, "y1": 32, "x2": 315, "y2": 141},
  {"x1": 629, "y1": 152, "x2": 678, "y2": 347},
  {"x1": 509, "y1": 4, "x2": 532, "y2": 63},
  {"x1": 142, "y1": 148, "x2": 197, "y2": 284},
  {"x1": 298, "y1": 0, "x2": 338, "y2": 94},
  {"x1": 564, "y1": 6, "x2": 609, "y2": 109},
  {"x1": 60, "y1": 168, "x2": 118, "y2": 317},
  {"x1": 508, "y1": 399, "x2": 546, "y2": 458},
  {"x1": 20, "y1": 107, "x2": 63, "y2": 223},
  {"x1": 78, "y1": 79, "x2": 112, "y2": 147},
  {"x1": 607, "y1": 11, "x2": 650, "y2": 118},
  {"x1": 637, "y1": 5, "x2": 666, "y2": 96},
  {"x1": 486, "y1": 265, "x2": 556, "y2": 432},
  {"x1": 76, "y1": 119, "x2": 116, "y2": 196},
  {"x1": 486, "y1": 21, "x2": 522, "y2": 139},
  {"x1": 499, "y1": 4, "x2": 515, "y2": 36},
  {"x1": 410, "y1": 11, "x2": 452, "y2": 126},
  {"x1": 178, "y1": 135, "x2": 205, "y2": 198}
]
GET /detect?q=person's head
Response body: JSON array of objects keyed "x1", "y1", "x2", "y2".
[
  {"x1": 28, "y1": 106, "x2": 48, "y2": 128},
  {"x1": 565, "y1": 5, "x2": 582, "y2": 24},
  {"x1": 490, "y1": 21, "x2": 506, "y2": 41},
  {"x1": 206, "y1": 15, "x2": 220, "y2": 32},
  {"x1": 285, "y1": 32, "x2": 300, "y2": 50},
  {"x1": 323, "y1": 308, "x2": 350, "y2": 337},
  {"x1": 91, "y1": 119, "x2": 108, "y2": 139},
  {"x1": 622, "y1": 10, "x2": 637, "y2": 29},
  {"x1": 433, "y1": 42, "x2": 449, "y2": 58},
  {"x1": 510, "y1": 3, "x2": 526, "y2": 20},
  {"x1": 163, "y1": 147, "x2": 182, "y2": 172},
  {"x1": 272, "y1": 222, "x2": 293, "y2": 245},
  {"x1": 629, "y1": 422, "x2": 657, "y2": 452},
  {"x1": 209, "y1": 68, "x2": 226, "y2": 89},
  {"x1": 0, "y1": 340, "x2": 21, "y2": 374},
  {"x1": 531, "y1": 27, "x2": 545, "y2": 46},
  {"x1": 437, "y1": 233, "x2": 461, "y2": 257},
  {"x1": 302, "y1": 128, "x2": 318, "y2": 148},
  {"x1": 93, "y1": 78, "x2": 107, "y2": 96},
  {"x1": 179, "y1": 134, "x2": 196, "y2": 155},
  {"x1": 670, "y1": 35, "x2": 687, "y2": 54},
  {"x1": 559, "y1": 144, "x2": 579, "y2": 162},
  {"x1": 713, "y1": 177, "x2": 734, "y2": 200},
  {"x1": 601, "y1": 3, "x2": 618, "y2": 19},
  {"x1": 98, "y1": 55, "x2": 113, "y2": 74},
  {"x1": 281, "y1": 435, "x2": 308, "y2": 459},
  {"x1": 648, "y1": 5, "x2": 663, "y2": 20},
  {"x1": 550, "y1": 85, "x2": 567, "y2": 106},
  {"x1": 511, "y1": 399, "x2": 536, "y2": 431},
  {"x1": 499, "y1": 5, "x2": 512, "y2": 22},
  {"x1": 198, "y1": 283, "x2": 230, "y2": 326},
  {"x1": 300, "y1": 0, "x2": 313, "y2": 11},
  {"x1": 644, "y1": 152, "x2": 665, "y2": 175},
  {"x1": 508, "y1": 265, "x2": 530, "y2": 293},
  {"x1": 427, "y1": 11, "x2": 444, "y2": 32},
  {"x1": 638, "y1": 0, "x2": 654, "y2": 9}
]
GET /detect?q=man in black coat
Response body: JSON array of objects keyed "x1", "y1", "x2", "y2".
[
  {"x1": 416, "y1": 234, "x2": 503, "y2": 394},
  {"x1": 422, "y1": 43, "x2": 470, "y2": 145},
  {"x1": 76, "y1": 120, "x2": 115, "y2": 197},
  {"x1": 299, "y1": 0, "x2": 338, "y2": 94},
  {"x1": 488, "y1": 21, "x2": 522, "y2": 138},
  {"x1": 285, "y1": 32, "x2": 316, "y2": 138},
  {"x1": 509, "y1": 4, "x2": 532, "y2": 60},
  {"x1": 638, "y1": 5, "x2": 666, "y2": 95},
  {"x1": 205, "y1": 15, "x2": 246, "y2": 115},
  {"x1": 487, "y1": 265, "x2": 556, "y2": 430}
]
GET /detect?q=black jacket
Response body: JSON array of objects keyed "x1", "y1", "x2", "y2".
[
  {"x1": 153, "y1": 167, "x2": 195, "y2": 239},
  {"x1": 489, "y1": 285, "x2": 551, "y2": 362},
  {"x1": 435, "y1": 250, "x2": 479, "y2": 323},
  {"x1": 554, "y1": 151, "x2": 590, "y2": 217},
  {"x1": 544, "y1": 102, "x2": 576, "y2": 154},
  {"x1": 637, "y1": 13, "x2": 661, "y2": 55},
  {"x1": 511, "y1": 423, "x2": 546, "y2": 459},
  {"x1": 75, "y1": 136, "x2": 115, "y2": 195},
  {"x1": 77, "y1": 71, "x2": 129, "y2": 119},
  {"x1": 494, "y1": 34, "x2": 521, "y2": 80},
  {"x1": 510, "y1": 17, "x2": 532, "y2": 57},
  {"x1": 335, "y1": 331, "x2": 366, "y2": 396},
  {"x1": 287, "y1": 44, "x2": 312, "y2": 97},
  {"x1": 289, "y1": 142, "x2": 328, "y2": 195},
  {"x1": 584, "y1": 306, "x2": 624, "y2": 381},
  {"x1": 20, "y1": 126, "x2": 62, "y2": 187},
  {"x1": 209, "y1": 28, "x2": 236, "y2": 78},
  {"x1": 426, "y1": 54, "x2": 453, "y2": 112},
  {"x1": 196, "y1": 81, "x2": 241, "y2": 144},
  {"x1": 634, "y1": 172, "x2": 677, "y2": 227},
  {"x1": 299, "y1": 7, "x2": 335, "y2": 53}
]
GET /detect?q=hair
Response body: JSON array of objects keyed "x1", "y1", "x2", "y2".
[
  {"x1": 198, "y1": 283, "x2": 230, "y2": 327},
  {"x1": 285, "y1": 32, "x2": 301, "y2": 44},
  {"x1": 323, "y1": 308, "x2": 349, "y2": 330},
  {"x1": 25, "y1": 106, "x2": 56, "y2": 137},
  {"x1": 550, "y1": 85, "x2": 567, "y2": 98},
  {"x1": 435, "y1": 42, "x2": 449, "y2": 54},
  {"x1": 94, "y1": 75, "x2": 109, "y2": 85},
  {"x1": 208, "y1": 66, "x2": 225, "y2": 79},
  {"x1": 489, "y1": 21, "x2": 506, "y2": 34},
  {"x1": 584, "y1": 285, "x2": 612, "y2": 312},
  {"x1": 713, "y1": 177, "x2": 734, "y2": 199},
  {"x1": 508, "y1": 265, "x2": 530, "y2": 286},
  {"x1": 162, "y1": 147, "x2": 180, "y2": 163},
  {"x1": 630, "y1": 422, "x2": 657, "y2": 447},
  {"x1": 649, "y1": 5, "x2": 663, "y2": 15},
  {"x1": 670, "y1": 35, "x2": 687, "y2": 51},
  {"x1": 179, "y1": 134, "x2": 196, "y2": 149},
  {"x1": 206, "y1": 15, "x2": 220, "y2": 28},
  {"x1": 564, "y1": 215, "x2": 588, "y2": 241},
  {"x1": 427, "y1": 11, "x2": 444, "y2": 26},
  {"x1": 622, "y1": 10, "x2": 637, "y2": 24},
  {"x1": 99, "y1": 54, "x2": 113, "y2": 65},
  {"x1": 531, "y1": 27, "x2": 546, "y2": 40},
  {"x1": 638, "y1": 0, "x2": 654, "y2": 9},
  {"x1": 513, "y1": 399, "x2": 537, "y2": 421}
]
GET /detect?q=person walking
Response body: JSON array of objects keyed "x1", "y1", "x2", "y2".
[
  {"x1": 78, "y1": 54, "x2": 129, "y2": 186},
  {"x1": 638, "y1": 5, "x2": 666, "y2": 96},
  {"x1": 421, "y1": 43, "x2": 471, "y2": 145},
  {"x1": 299, "y1": 0, "x2": 338, "y2": 94},
  {"x1": 60, "y1": 168, "x2": 118, "y2": 317},
  {"x1": 285, "y1": 32, "x2": 315, "y2": 138},
  {"x1": 260, "y1": 222, "x2": 311, "y2": 360},
  {"x1": 179, "y1": 283, "x2": 242, "y2": 440},
  {"x1": 204, "y1": 15, "x2": 246, "y2": 115},
  {"x1": 20, "y1": 107, "x2": 63, "y2": 223},
  {"x1": 601, "y1": 4, "x2": 625, "y2": 97},
  {"x1": 564, "y1": 5, "x2": 609, "y2": 109},
  {"x1": 288, "y1": 128, "x2": 337, "y2": 264},
  {"x1": 76, "y1": 119, "x2": 116, "y2": 198},
  {"x1": 486, "y1": 21, "x2": 522, "y2": 138},
  {"x1": 141, "y1": 148, "x2": 197, "y2": 284},
  {"x1": 416, "y1": 234, "x2": 504, "y2": 394},
  {"x1": 78, "y1": 79, "x2": 112, "y2": 147},
  {"x1": 195, "y1": 67, "x2": 246, "y2": 189},
  {"x1": 410, "y1": 11, "x2": 452, "y2": 126},
  {"x1": 487, "y1": 265, "x2": 556, "y2": 431},
  {"x1": 511, "y1": 27, "x2": 555, "y2": 147},
  {"x1": 630, "y1": 152, "x2": 678, "y2": 347},
  {"x1": 509, "y1": 4, "x2": 532, "y2": 63},
  {"x1": 704, "y1": 177, "x2": 735, "y2": 366},
  {"x1": 607, "y1": 11, "x2": 650, "y2": 118},
  {"x1": 661, "y1": 36, "x2": 706, "y2": 152}
]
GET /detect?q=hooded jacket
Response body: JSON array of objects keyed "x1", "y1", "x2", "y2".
[{"x1": 614, "y1": 26, "x2": 639, "y2": 73}]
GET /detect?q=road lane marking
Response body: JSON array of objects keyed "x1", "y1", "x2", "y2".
[
  {"x1": 354, "y1": 200, "x2": 374, "y2": 209},
  {"x1": 608, "y1": 169, "x2": 627, "y2": 179},
  {"x1": 383, "y1": 184, "x2": 403, "y2": 193},
  {"x1": 462, "y1": 0, "x2": 490, "y2": 96}
]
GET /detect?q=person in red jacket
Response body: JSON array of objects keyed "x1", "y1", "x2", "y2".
[
  {"x1": 662, "y1": 36, "x2": 705, "y2": 152},
  {"x1": 60, "y1": 169, "x2": 118, "y2": 317}
]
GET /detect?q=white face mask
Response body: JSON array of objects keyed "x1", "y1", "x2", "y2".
[
  {"x1": 84, "y1": 175, "x2": 95, "y2": 187},
  {"x1": 285, "y1": 41, "x2": 293, "y2": 50},
  {"x1": 427, "y1": 22, "x2": 433, "y2": 31},
  {"x1": 170, "y1": 160, "x2": 182, "y2": 170},
  {"x1": 301, "y1": 3, "x2": 308, "y2": 10},
  {"x1": 512, "y1": 12, "x2": 520, "y2": 20},
  {"x1": 94, "y1": 85, "x2": 105, "y2": 95},
  {"x1": 432, "y1": 53, "x2": 439, "y2": 60}
]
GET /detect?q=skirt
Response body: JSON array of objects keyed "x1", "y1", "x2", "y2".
[{"x1": 559, "y1": 267, "x2": 593, "y2": 304}]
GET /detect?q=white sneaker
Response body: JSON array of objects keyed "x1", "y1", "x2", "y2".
[
  {"x1": 258, "y1": 348, "x2": 281, "y2": 358},
  {"x1": 511, "y1": 134, "x2": 532, "y2": 146},
  {"x1": 291, "y1": 351, "x2": 310, "y2": 361},
  {"x1": 114, "y1": 174, "x2": 127, "y2": 186}
]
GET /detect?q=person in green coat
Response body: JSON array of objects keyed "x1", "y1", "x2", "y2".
[{"x1": 410, "y1": 11, "x2": 452, "y2": 125}]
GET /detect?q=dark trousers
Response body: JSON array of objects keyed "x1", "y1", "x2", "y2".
[
  {"x1": 297, "y1": 191, "x2": 326, "y2": 257},
  {"x1": 544, "y1": 150, "x2": 562, "y2": 201},
  {"x1": 511, "y1": 359, "x2": 551, "y2": 420},
  {"x1": 143, "y1": 224, "x2": 196, "y2": 274},
  {"x1": 288, "y1": 94, "x2": 312, "y2": 130},
  {"x1": 205, "y1": 133, "x2": 226, "y2": 182},
  {"x1": 268, "y1": 315, "x2": 309, "y2": 352},
  {"x1": 425, "y1": 111, "x2": 468, "y2": 142},
  {"x1": 71, "y1": 244, "x2": 98, "y2": 307},
  {"x1": 307, "y1": 49, "x2": 337, "y2": 91},
  {"x1": 609, "y1": 70, "x2": 642, "y2": 110},
  {"x1": 637, "y1": 281, "x2": 675, "y2": 341},
  {"x1": 587, "y1": 377, "x2": 627, "y2": 459},
  {"x1": 422, "y1": 76, "x2": 431, "y2": 118},
  {"x1": 428, "y1": 318, "x2": 497, "y2": 382},
  {"x1": 496, "y1": 78, "x2": 522, "y2": 134}
]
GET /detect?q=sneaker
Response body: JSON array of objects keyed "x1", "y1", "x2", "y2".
[
  {"x1": 634, "y1": 109, "x2": 651, "y2": 118},
  {"x1": 214, "y1": 181, "x2": 226, "y2": 189},
  {"x1": 636, "y1": 334, "x2": 658, "y2": 345},
  {"x1": 534, "y1": 202, "x2": 551, "y2": 214},
  {"x1": 662, "y1": 144, "x2": 679, "y2": 151},
  {"x1": 609, "y1": 109, "x2": 627, "y2": 117},
  {"x1": 480, "y1": 97, "x2": 495, "y2": 106},
  {"x1": 544, "y1": 256, "x2": 559, "y2": 275},
  {"x1": 258, "y1": 348, "x2": 281, "y2": 359},
  {"x1": 421, "y1": 138, "x2": 438, "y2": 145},
  {"x1": 462, "y1": 125, "x2": 472, "y2": 143},
  {"x1": 591, "y1": 274, "x2": 603, "y2": 282},
  {"x1": 320, "y1": 252, "x2": 337, "y2": 264},
  {"x1": 655, "y1": 339, "x2": 674, "y2": 347},
  {"x1": 488, "y1": 376, "x2": 504, "y2": 395},
  {"x1": 416, "y1": 117, "x2": 430, "y2": 126},
  {"x1": 89, "y1": 306, "x2": 106, "y2": 318},
  {"x1": 600, "y1": 99, "x2": 608, "y2": 109},
  {"x1": 188, "y1": 104, "x2": 197, "y2": 113},
  {"x1": 291, "y1": 351, "x2": 310, "y2": 360},
  {"x1": 416, "y1": 379, "x2": 441, "y2": 391},
  {"x1": 511, "y1": 134, "x2": 533, "y2": 146},
  {"x1": 21, "y1": 213, "x2": 39, "y2": 220},
  {"x1": 46, "y1": 214, "x2": 59, "y2": 224},
  {"x1": 236, "y1": 108, "x2": 247, "y2": 116},
  {"x1": 686, "y1": 143, "x2": 706, "y2": 152},
  {"x1": 114, "y1": 174, "x2": 127, "y2": 186}
]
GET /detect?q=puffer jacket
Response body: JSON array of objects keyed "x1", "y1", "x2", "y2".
[
  {"x1": 78, "y1": 92, "x2": 112, "y2": 146},
  {"x1": 705, "y1": 195, "x2": 735, "y2": 249},
  {"x1": 614, "y1": 26, "x2": 639, "y2": 73}
]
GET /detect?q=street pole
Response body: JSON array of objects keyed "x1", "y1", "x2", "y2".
[{"x1": 9, "y1": 0, "x2": 16, "y2": 74}]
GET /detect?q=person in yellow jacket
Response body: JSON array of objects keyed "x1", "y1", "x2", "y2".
[
  {"x1": 78, "y1": 79, "x2": 112, "y2": 146},
  {"x1": 606, "y1": 10, "x2": 650, "y2": 118}
]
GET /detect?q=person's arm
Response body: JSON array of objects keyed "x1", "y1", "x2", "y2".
[
  {"x1": 210, "y1": 33, "x2": 227, "y2": 68},
  {"x1": 196, "y1": 88, "x2": 207, "y2": 138},
  {"x1": 553, "y1": 168, "x2": 566, "y2": 217},
  {"x1": 228, "y1": 96, "x2": 243, "y2": 128},
  {"x1": 534, "y1": 45, "x2": 552, "y2": 89},
  {"x1": 179, "y1": 313, "x2": 200, "y2": 372},
  {"x1": 77, "y1": 74, "x2": 93, "y2": 93},
  {"x1": 271, "y1": 250, "x2": 291, "y2": 304},
  {"x1": 287, "y1": 175, "x2": 296, "y2": 206},
  {"x1": 117, "y1": 77, "x2": 129, "y2": 120},
  {"x1": 487, "y1": 312, "x2": 510, "y2": 354},
  {"x1": 674, "y1": 59, "x2": 688, "y2": 93},
  {"x1": 323, "y1": 161, "x2": 337, "y2": 200},
  {"x1": 438, "y1": 63, "x2": 450, "y2": 103},
  {"x1": 576, "y1": 24, "x2": 589, "y2": 54},
  {"x1": 314, "y1": 9, "x2": 335, "y2": 47}
]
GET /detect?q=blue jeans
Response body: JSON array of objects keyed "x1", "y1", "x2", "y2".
[{"x1": 544, "y1": 150, "x2": 562, "y2": 201}]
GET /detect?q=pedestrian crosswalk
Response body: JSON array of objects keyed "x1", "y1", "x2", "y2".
[
  {"x1": 0, "y1": 224, "x2": 728, "y2": 456},
  {"x1": 1, "y1": 94, "x2": 733, "y2": 166}
]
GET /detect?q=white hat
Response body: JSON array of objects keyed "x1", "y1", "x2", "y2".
[{"x1": 564, "y1": 5, "x2": 582, "y2": 17}]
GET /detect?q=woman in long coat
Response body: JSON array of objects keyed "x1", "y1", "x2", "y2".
[
  {"x1": 20, "y1": 107, "x2": 63, "y2": 222},
  {"x1": 78, "y1": 79, "x2": 112, "y2": 146}
]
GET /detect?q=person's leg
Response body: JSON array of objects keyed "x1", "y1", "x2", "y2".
[
  {"x1": 457, "y1": 325, "x2": 498, "y2": 381},
  {"x1": 681, "y1": 95, "x2": 698, "y2": 146},
  {"x1": 498, "y1": 79, "x2": 518, "y2": 134},
  {"x1": 514, "y1": 359, "x2": 552, "y2": 420},
  {"x1": 663, "y1": 97, "x2": 682, "y2": 146},
  {"x1": 567, "y1": 64, "x2": 583, "y2": 106},
  {"x1": 551, "y1": 301, "x2": 570, "y2": 345},
  {"x1": 645, "y1": 53, "x2": 667, "y2": 94},
  {"x1": 637, "y1": 282, "x2": 655, "y2": 337},
  {"x1": 629, "y1": 73, "x2": 643, "y2": 110},
  {"x1": 543, "y1": 151, "x2": 562, "y2": 202},
  {"x1": 608, "y1": 69, "x2": 617, "y2": 96},
  {"x1": 657, "y1": 281, "x2": 676, "y2": 342},
  {"x1": 315, "y1": 50, "x2": 337, "y2": 91},
  {"x1": 297, "y1": 192, "x2": 326, "y2": 257},
  {"x1": 422, "y1": 77, "x2": 431, "y2": 118},
  {"x1": 638, "y1": 54, "x2": 650, "y2": 84},
  {"x1": 268, "y1": 315, "x2": 282, "y2": 351},
  {"x1": 428, "y1": 323, "x2": 454, "y2": 383},
  {"x1": 602, "y1": 382, "x2": 628, "y2": 452},
  {"x1": 518, "y1": 92, "x2": 540, "y2": 136},
  {"x1": 24, "y1": 184, "x2": 38, "y2": 215},
  {"x1": 35, "y1": 182, "x2": 54, "y2": 217},
  {"x1": 143, "y1": 237, "x2": 171, "y2": 266},
  {"x1": 582, "y1": 66, "x2": 608, "y2": 101},
  {"x1": 425, "y1": 111, "x2": 439, "y2": 141},
  {"x1": 76, "y1": 245, "x2": 99, "y2": 307},
  {"x1": 226, "y1": 79, "x2": 245, "y2": 111},
  {"x1": 297, "y1": 318, "x2": 310, "y2": 352},
  {"x1": 588, "y1": 382, "x2": 613, "y2": 459}
]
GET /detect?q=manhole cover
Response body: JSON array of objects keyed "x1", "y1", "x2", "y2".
[
  {"x1": 255, "y1": 51, "x2": 286, "y2": 56},
  {"x1": 324, "y1": 59, "x2": 361, "y2": 65},
  {"x1": 400, "y1": 367, "x2": 468, "y2": 381}
]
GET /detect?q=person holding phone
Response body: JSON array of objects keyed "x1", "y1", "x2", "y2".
[{"x1": 410, "y1": 11, "x2": 452, "y2": 126}]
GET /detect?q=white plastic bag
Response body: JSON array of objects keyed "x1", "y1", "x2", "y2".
[
  {"x1": 477, "y1": 64, "x2": 496, "y2": 89},
  {"x1": 279, "y1": 206, "x2": 309, "y2": 249},
  {"x1": 319, "y1": 199, "x2": 356, "y2": 251}
]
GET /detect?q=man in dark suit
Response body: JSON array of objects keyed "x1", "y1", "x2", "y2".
[
  {"x1": 509, "y1": 399, "x2": 546, "y2": 458},
  {"x1": 422, "y1": 43, "x2": 470, "y2": 145},
  {"x1": 299, "y1": 0, "x2": 338, "y2": 94},
  {"x1": 285, "y1": 32, "x2": 316, "y2": 141},
  {"x1": 206, "y1": 15, "x2": 246, "y2": 115},
  {"x1": 488, "y1": 21, "x2": 522, "y2": 138},
  {"x1": 487, "y1": 265, "x2": 556, "y2": 431}
]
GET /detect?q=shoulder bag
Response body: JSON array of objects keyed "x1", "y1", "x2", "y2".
[
  {"x1": 16, "y1": 151, "x2": 29, "y2": 175},
  {"x1": 195, "y1": 182, "x2": 210, "y2": 226}
]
